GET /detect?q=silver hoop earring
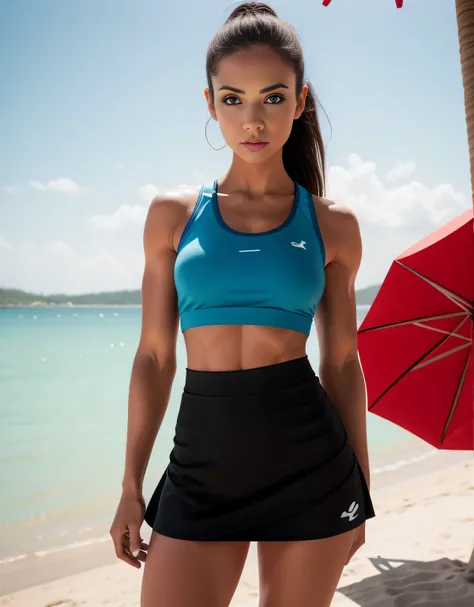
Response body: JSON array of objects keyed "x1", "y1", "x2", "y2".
[{"x1": 205, "y1": 116, "x2": 226, "y2": 150}]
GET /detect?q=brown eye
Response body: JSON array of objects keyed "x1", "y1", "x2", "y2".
[
  {"x1": 266, "y1": 94, "x2": 284, "y2": 104},
  {"x1": 222, "y1": 96, "x2": 241, "y2": 105}
]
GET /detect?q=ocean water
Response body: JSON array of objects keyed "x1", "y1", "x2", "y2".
[{"x1": 0, "y1": 306, "x2": 418, "y2": 564}]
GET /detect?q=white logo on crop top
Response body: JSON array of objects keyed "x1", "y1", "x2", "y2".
[
  {"x1": 291, "y1": 240, "x2": 306, "y2": 249},
  {"x1": 341, "y1": 502, "x2": 359, "y2": 522}
]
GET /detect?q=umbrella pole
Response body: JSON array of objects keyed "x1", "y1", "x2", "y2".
[
  {"x1": 456, "y1": 0, "x2": 474, "y2": 202},
  {"x1": 454, "y1": 0, "x2": 474, "y2": 577}
]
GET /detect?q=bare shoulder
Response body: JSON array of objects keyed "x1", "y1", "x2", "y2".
[
  {"x1": 311, "y1": 194, "x2": 361, "y2": 264},
  {"x1": 144, "y1": 184, "x2": 202, "y2": 254},
  {"x1": 147, "y1": 184, "x2": 202, "y2": 225}
]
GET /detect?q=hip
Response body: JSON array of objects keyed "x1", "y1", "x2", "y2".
[{"x1": 172, "y1": 356, "x2": 351, "y2": 489}]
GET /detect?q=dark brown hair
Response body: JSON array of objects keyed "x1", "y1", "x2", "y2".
[{"x1": 206, "y1": 1, "x2": 326, "y2": 196}]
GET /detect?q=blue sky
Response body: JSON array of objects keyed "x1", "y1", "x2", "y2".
[{"x1": 0, "y1": 0, "x2": 470, "y2": 293}]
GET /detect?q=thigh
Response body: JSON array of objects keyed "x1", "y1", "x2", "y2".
[
  {"x1": 257, "y1": 529, "x2": 356, "y2": 607},
  {"x1": 141, "y1": 531, "x2": 250, "y2": 607}
]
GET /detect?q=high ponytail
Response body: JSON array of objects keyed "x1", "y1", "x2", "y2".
[{"x1": 206, "y1": 2, "x2": 326, "y2": 196}]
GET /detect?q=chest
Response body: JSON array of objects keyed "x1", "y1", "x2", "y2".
[
  {"x1": 215, "y1": 194, "x2": 297, "y2": 235},
  {"x1": 174, "y1": 227, "x2": 324, "y2": 303}
]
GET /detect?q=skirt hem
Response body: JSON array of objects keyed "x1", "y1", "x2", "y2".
[{"x1": 146, "y1": 454, "x2": 375, "y2": 542}]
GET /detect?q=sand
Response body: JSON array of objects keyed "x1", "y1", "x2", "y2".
[{"x1": 1, "y1": 455, "x2": 473, "y2": 607}]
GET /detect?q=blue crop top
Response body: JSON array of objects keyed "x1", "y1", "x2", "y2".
[{"x1": 173, "y1": 179, "x2": 326, "y2": 336}]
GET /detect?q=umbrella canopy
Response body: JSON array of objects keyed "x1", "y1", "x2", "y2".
[
  {"x1": 357, "y1": 209, "x2": 473, "y2": 450},
  {"x1": 322, "y1": 1, "x2": 404, "y2": 7}
]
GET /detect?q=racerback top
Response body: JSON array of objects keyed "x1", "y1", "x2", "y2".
[{"x1": 173, "y1": 179, "x2": 326, "y2": 335}]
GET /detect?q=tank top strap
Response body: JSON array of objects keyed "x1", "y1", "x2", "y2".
[
  {"x1": 193, "y1": 181, "x2": 215, "y2": 218},
  {"x1": 176, "y1": 182, "x2": 214, "y2": 254},
  {"x1": 201, "y1": 180, "x2": 217, "y2": 200}
]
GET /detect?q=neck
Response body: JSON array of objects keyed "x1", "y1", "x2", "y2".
[{"x1": 219, "y1": 151, "x2": 294, "y2": 197}]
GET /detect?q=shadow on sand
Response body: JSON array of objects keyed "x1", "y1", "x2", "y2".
[{"x1": 337, "y1": 555, "x2": 474, "y2": 606}]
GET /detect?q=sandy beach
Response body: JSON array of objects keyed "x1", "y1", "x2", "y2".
[{"x1": 1, "y1": 449, "x2": 473, "y2": 606}]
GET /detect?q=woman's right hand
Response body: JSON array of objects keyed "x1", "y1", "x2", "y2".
[{"x1": 110, "y1": 492, "x2": 148, "y2": 568}]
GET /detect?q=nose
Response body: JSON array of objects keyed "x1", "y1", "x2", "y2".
[
  {"x1": 243, "y1": 119, "x2": 264, "y2": 133},
  {"x1": 242, "y1": 108, "x2": 265, "y2": 133}
]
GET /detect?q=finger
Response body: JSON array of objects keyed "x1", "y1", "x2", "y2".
[
  {"x1": 122, "y1": 555, "x2": 141, "y2": 568},
  {"x1": 120, "y1": 544, "x2": 142, "y2": 568},
  {"x1": 136, "y1": 541, "x2": 149, "y2": 562},
  {"x1": 123, "y1": 545, "x2": 142, "y2": 568},
  {"x1": 114, "y1": 543, "x2": 140, "y2": 567},
  {"x1": 112, "y1": 533, "x2": 141, "y2": 568},
  {"x1": 129, "y1": 524, "x2": 142, "y2": 555}
]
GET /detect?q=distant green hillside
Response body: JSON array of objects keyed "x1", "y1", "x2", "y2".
[
  {"x1": 0, "y1": 288, "x2": 141, "y2": 306},
  {"x1": 1, "y1": 285, "x2": 381, "y2": 307}
]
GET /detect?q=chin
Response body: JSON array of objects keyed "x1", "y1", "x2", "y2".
[{"x1": 235, "y1": 146, "x2": 278, "y2": 163}]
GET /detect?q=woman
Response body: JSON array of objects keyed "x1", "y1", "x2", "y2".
[{"x1": 110, "y1": 3, "x2": 375, "y2": 606}]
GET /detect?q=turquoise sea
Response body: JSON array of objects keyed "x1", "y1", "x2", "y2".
[{"x1": 0, "y1": 306, "x2": 419, "y2": 565}]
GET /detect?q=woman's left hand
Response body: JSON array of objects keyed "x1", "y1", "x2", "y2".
[{"x1": 345, "y1": 522, "x2": 365, "y2": 565}]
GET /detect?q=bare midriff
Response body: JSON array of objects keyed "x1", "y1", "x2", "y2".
[{"x1": 183, "y1": 325, "x2": 308, "y2": 371}]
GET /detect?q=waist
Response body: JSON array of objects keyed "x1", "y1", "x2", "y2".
[
  {"x1": 184, "y1": 355, "x2": 316, "y2": 397},
  {"x1": 181, "y1": 307, "x2": 313, "y2": 335}
]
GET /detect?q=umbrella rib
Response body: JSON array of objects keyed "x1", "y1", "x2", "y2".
[
  {"x1": 396, "y1": 261, "x2": 473, "y2": 314},
  {"x1": 413, "y1": 342, "x2": 471, "y2": 371},
  {"x1": 368, "y1": 314, "x2": 469, "y2": 411},
  {"x1": 412, "y1": 321, "x2": 471, "y2": 342},
  {"x1": 359, "y1": 312, "x2": 467, "y2": 333},
  {"x1": 440, "y1": 353, "x2": 471, "y2": 445}
]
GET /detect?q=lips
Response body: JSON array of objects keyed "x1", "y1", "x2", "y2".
[{"x1": 241, "y1": 140, "x2": 269, "y2": 152}]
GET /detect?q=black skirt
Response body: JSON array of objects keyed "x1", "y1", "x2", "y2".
[{"x1": 144, "y1": 355, "x2": 375, "y2": 541}]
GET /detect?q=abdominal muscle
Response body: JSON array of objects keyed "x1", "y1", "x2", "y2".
[{"x1": 183, "y1": 325, "x2": 308, "y2": 371}]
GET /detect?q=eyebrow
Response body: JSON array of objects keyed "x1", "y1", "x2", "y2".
[{"x1": 217, "y1": 82, "x2": 289, "y2": 94}]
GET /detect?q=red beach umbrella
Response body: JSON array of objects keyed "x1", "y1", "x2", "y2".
[
  {"x1": 322, "y1": 0, "x2": 404, "y2": 7},
  {"x1": 325, "y1": 0, "x2": 474, "y2": 573},
  {"x1": 357, "y1": 210, "x2": 474, "y2": 450}
]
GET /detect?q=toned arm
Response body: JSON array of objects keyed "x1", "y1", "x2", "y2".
[
  {"x1": 110, "y1": 194, "x2": 186, "y2": 568},
  {"x1": 121, "y1": 195, "x2": 181, "y2": 497},
  {"x1": 314, "y1": 204, "x2": 370, "y2": 487}
]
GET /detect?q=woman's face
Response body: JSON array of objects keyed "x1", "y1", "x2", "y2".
[{"x1": 205, "y1": 45, "x2": 307, "y2": 163}]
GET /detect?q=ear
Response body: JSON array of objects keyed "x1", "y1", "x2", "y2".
[
  {"x1": 204, "y1": 88, "x2": 218, "y2": 121},
  {"x1": 294, "y1": 84, "x2": 308, "y2": 120}
]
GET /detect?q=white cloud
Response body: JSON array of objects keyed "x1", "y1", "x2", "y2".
[
  {"x1": 386, "y1": 160, "x2": 416, "y2": 183},
  {"x1": 2, "y1": 155, "x2": 468, "y2": 294},
  {"x1": 139, "y1": 182, "x2": 202, "y2": 203},
  {"x1": 328, "y1": 154, "x2": 467, "y2": 228},
  {"x1": 0, "y1": 239, "x2": 143, "y2": 294},
  {"x1": 327, "y1": 154, "x2": 469, "y2": 288},
  {"x1": 29, "y1": 178, "x2": 82, "y2": 194},
  {"x1": 0, "y1": 236, "x2": 12, "y2": 250},
  {"x1": 170, "y1": 184, "x2": 201, "y2": 195},
  {"x1": 90, "y1": 182, "x2": 204, "y2": 236},
  {"x1": 138, "y1": 184, "x2": 160, "y2": 202},
  {"x1": 90, "y1": 204, "x2": 147, "y2": 231}
]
